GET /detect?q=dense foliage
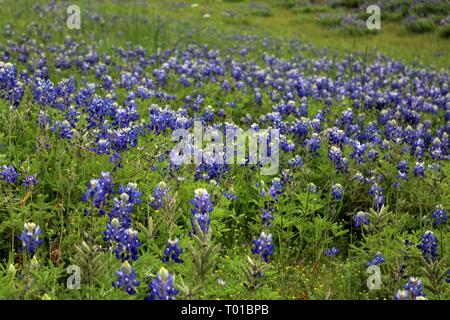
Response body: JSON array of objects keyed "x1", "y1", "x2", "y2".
[{"x1": 0, "y1": 0, "x2": 449, "y2": 300}]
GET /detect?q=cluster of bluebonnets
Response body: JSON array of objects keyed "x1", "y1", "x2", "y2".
[
  {"x1": 0, "y1": 9, "x2": 449, "y2": 299},
  {"x1": 314, "y1": 0, "x2": 450, "y2": 37}
]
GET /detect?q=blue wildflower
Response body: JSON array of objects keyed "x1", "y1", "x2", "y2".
[
  {"x1": 162, "y1": 238, "x2": 183, "y2": 264},
  {"x1": 0, "y1": 164, "x2": 20, "y2": 184},
  {"x1": 418, "y1": 231, "x2": 437, "y2": 262},
  {"x1": 104, "y1": 218, "x2": 122, "y2": 243},
  {"x1": 432, "y1": 205, "x2": 447, "y2": 226},
  {"x1": 81, "y1": 172, "x2": 114, "y2": 216},
  {"x1": 353, "y1": 211, "x2": 370, "y2": 227},
  {"x1": 146, "y1": 267, "x2": 179, "y2": 300},
  {"x1": 307, "y1": 182, "x2": 317, "y2": 193},
  {"x1": 151, "y1": 181, "x2": 169, "y2": 210},
  {"x1": 394, "y1": 289, "x2": 410, "y2": 300},
  {"x1": 113, "y1": 261, "x2": 140, "y2": 295},
  {"x1": 223, "y1": 191, "x2": 238, "y2": 201},
  {"x1": 190, "y1": 188, "x2": 213, "y2": 235},
  {"x1": 369, "y1": 183, "x2": 385, "y2": 210},
  {"x1": 324, "y1": 247, "x2": 340, "y2": 257},
  {"x1": 261, "y1": 208, "x2": 274, "y2": 227},
  {"x1": 403, "y1": 277, "x2": 426, "y2": 299},
  {"x1": 287, "y1": 155, "x2": 304, "y2": 167},
  {"x1": 23, "y1": 174, "x2": 38, "y2": 188},
  {"x1": 413, "y1": 162, "x2": 426, "y2": 177},
  {"x1": 269, "y1": 178, "x2": 284, "y2": 200},
  {"x1": 115, "y1": 228, "x2": 141, "y2": 262},
  {"x1": 332, "y1": 183, "x2": 344, "y2": 201},
  {"x1": 251, "y1": 231, "x2": 275, "y2": 263},
  {"x1": 18, "y1": 222, "x2": 42, "y2": 256},
  {"x1": 191, "y1": 188, "x2": 214, "y2": 216},
  {"x1": 367, "y1": 252, "x2": 385, "y2": 266}
]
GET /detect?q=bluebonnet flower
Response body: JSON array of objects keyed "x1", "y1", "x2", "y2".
[
  {"x1": 0, "y1": 164, "x2": 20, "y2": 184},
  {"x1": 328, "y1": 146, "x2": 347, "y2": 171},
  {"x1": 32, "y1": 78, "x2": 55, "y2": 106},
  {"x1": 394, "y1": 289, "x2": 410, "y2": 300},
  {"x1": 350, "y1": 140, "x2": 367, "y2": 164},
  {"x1": 287, "y1": 155, "x2": 304, "y2": 167},
  {"x1": 151, "y1": 181, "x2": 169, "y2": 210},
  {"x1": 113, "y1": 261, "x2": 140, "y2": 295},
  {"x1": 18, "y1": 222, "x2": 42, "y2": 256},
  {"x1": 304, "y1": 133, "x2": 321, "y2": 153},
  {"x1": 251, "y1": 231, "x2": 275, "y2": 262},
  {"x1": 51, "y1": 120, "x2": 75, "y2": 139},
  {"x1": 190, "y1": 188, "x2": 213, "y2": 235},
  {"x1": 37, "y1": 111, "x2": 51, "y2": 130},
  {"x1": 261, "y1": 208, "x2": 274, "y2": 227},
  {"x1": 307, "y1": 182, "x2": 317, "y2": 193},
  {"x1": 191, "y1": 188, "x2": 214, "y2": 216},
  {"x1": 115, "y1": 228, "x2": 141, "y2": 262},
  {"x1": 366, "y1": 149, "x2": 378, "y2": 161},
  {"x1": 162, "y1": 238, "x2": 183, "y2": 263},
  {"x1": 429, "y1": 137, "x2": 445, "y2": 161},
  {"x1": 269, "y1": 178, "x2": 284, "y2": 200},
  {"x1": 445, "y1": 270, "x2": 450, "y2": 284},
  {"x1": 104, "y1": 218, "x2": 122, "y2": 243},
  {"x1": 353, "y1": 211, "x2": 370, "y2": 227},
  {"x1": 324, "y1": 247, "x2": 340, "y2": 257},
  {"x1": 146, "y1": 267, "x2": 179, "y2": 300},
  {"x1": 110, "y1": 183, "x2": 142, "y2": 224},
  {"x1": 397, "y1": 160, "x2": 409, "y2": 173},
  {"x1": 191, "y1": 211, "x2": 211, "y2": 235},
  {"x1": 280, "y1": 136, "x2": 296, "y2": 152},
  {"x1": 326, "y1": 127, "x2": 346, "y2": 146},
  {"x1": 402, "y1": 277, "x2": 426, "y2": 299},
  {"x1": 369, "y1": 183, "x2": 385, "y2": 210},
  {"x1": 0, "y1": 61, "x2": 24, "y2": 106},
  {"x1": 432, "y1": 204, "x2": 447, "y2": 225},
  {"x1": 281, "y1": 169, "x2": 293, "y2": 186},
  {"x1": 81, "y1": 172, "x2": 114, "y2": 216},
  {"x1": 396, "y1": 160, "x2": 409, "y2": 182},
  {"x1": 23, "y1": 174, "x2": 38, "y2": 188},
  {"x1": 418, "y1": 231, "x2": 437, "y2": 262},
  {"x1": 413, "y1": 162, "x2": 426, "y2": 177},
  {"x1": 109, "y1": 152, "x2": 123, "y2": 169},
  {"x1": 95, "y1": 138, "x2": 110, "y2": 155},
  {"x1": 367, "y1": 252, "x2": 385, "y2": 266},
  {"x1": 353, "y1": 172, "x2": 364, "y2": 183},
  {"x1": 331, "y1": 183, "x2": 344, "y2": 201},
  {"x1": 223, "y1": 191, "x2": 238, "y2": 201}
]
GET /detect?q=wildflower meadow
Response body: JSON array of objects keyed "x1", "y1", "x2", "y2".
[{"x1": 0, "y1": 0, "x2": 449, "y2": 302}]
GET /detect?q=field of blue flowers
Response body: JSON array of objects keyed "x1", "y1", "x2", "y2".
[{"x1": 0, "y1": 0, "x2": 449, "y2": 300}]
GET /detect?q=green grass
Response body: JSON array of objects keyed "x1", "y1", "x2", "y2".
[{"x1": 1, "y1": 0, "x2": 448, "y2": 69}]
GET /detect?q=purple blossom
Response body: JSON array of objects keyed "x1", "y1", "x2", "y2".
[
  {"x1": 367, "y1": 252, "x2": 385, "y2": 266},
  {"x1": 162, "y1": 238, "x2": 183, "y2": 264},
  {"x1": 113, "y1": 261, "x2": 140, "y2": 295},
  {"x1": 18, "y1": 222, "x2": 42, "y2": 256},
  {"x1": 251, "y1": 231, "x2": 275, "y2": 262},
  {"x1": 418, "y1": 231, "x2": 437, "y2": 262},
  {"x1": 0, "y1": 164, "x2": 20, "y2": 184},
  {"x1": 324, "y1": 247, "x2": 340, "y2": 257},
  {"x1": 146, "y1": 267, "x2": 179, "y2": 300},
  {"x1": 432, "y1": 204, "x2": 447, "y2": 225},
  {"x1": 354, "y1": 211, "x2": 370, "y2": 227}
]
